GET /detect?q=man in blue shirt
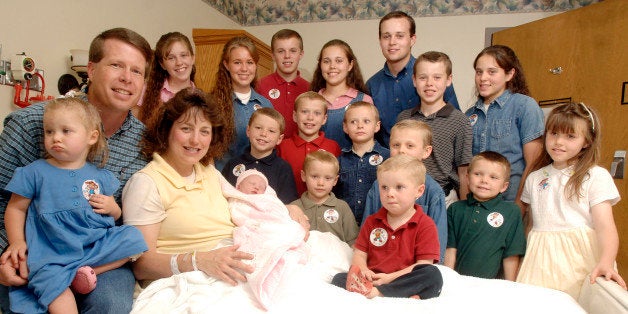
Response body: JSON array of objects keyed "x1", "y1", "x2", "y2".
[{"x1": 367, "y1": 11, "x2": 459, "y2": 147}]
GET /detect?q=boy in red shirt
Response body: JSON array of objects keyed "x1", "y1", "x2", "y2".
[
  {"x1": 332, "y1": 154, "x2": 442, "y2": 299},
  {"x1": 257, "y1": 29, "x2": 309, "y2": 139},
  {"x1": 278, "y1": 91, "x2": 341, "y2": 195}
]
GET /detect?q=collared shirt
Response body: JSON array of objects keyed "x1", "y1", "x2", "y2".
[
  {"x1": 465, "y1": 90, "x2": 544, "y2": 201},
  {"x1": 397, "y1": 103, "x2": 472, "y2": 191},
  {"x1": 366, "y1": 56, "x2": 460, "y2": 147},
  {"x1": 277, "y1": 131, "x2": 341, "y2": 195},
  {"x1": 335, "y1": 142, "x2": 389, "y2": 224},
  {"x1": 0, "y1": 98, "x2": 147, "y2": 250},
  {"x1": 355, "y1": 204, "x2": 440, "y2": 273},
  {"x1": 123, "y1": 153, "x2": 233, "y2": 253},
  {"x1": 160, "y1": 79, "x2": 196, "y2": 103},
  {"x1": 290, "y1": 192, "x2": 359, "y2": 245},
  {"x1": 361, "y1": 174, "x2": 447, "y2": 261},
  {"x1": 318, "y1": 88, "x2": 373, "y2": 149},
  {"x1": 447, "y1": 194, "x2": 526, "y2": 279},
  {"x1": 221, "y1": 147, "x2": 298, "y2": 203},
  {"x1": 521, "y1": 165, "x2": 620, "y2": 231},
  {"x1": 219, "y1": 89, "x2": 273, "y2": 171},
  {"x1": 257, "y1": 72, "x2": 310, "y2": 139}
]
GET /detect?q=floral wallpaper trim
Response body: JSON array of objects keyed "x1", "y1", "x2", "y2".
[{"x1": 202, "y1": 0, "x2": 601, "y2": 26}]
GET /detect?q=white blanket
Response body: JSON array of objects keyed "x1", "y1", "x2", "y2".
[{"x1": 132, "y1": 231, "x2": 584, "y2": 314}]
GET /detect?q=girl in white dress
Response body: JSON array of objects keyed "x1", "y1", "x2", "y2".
[{"x1": 516, "y1": 102, "x2": 626, "y2": 299}]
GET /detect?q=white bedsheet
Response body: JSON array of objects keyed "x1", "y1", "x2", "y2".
[{"x1": 132, "y1": 231, "x2": 584, "y2": 314}]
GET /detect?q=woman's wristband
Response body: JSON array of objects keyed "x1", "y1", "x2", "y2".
[
  {"x1": 192, "y1": 251, "x2": 198, "y2": 271},
  {"x1": 170, "y1": 254, "x2": 180, "y2": 275}
]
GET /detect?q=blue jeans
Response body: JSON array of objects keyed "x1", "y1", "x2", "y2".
[{"x1": 0, "y1": 264, "x2": 135, "y2": 313}]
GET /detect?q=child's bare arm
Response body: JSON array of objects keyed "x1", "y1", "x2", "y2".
[
  {"x1": 371, "y1": 259, "x2": 433, "y2": 286},
  {"x1": 457, "y1": 166, "x2": 469, "y2": 200},
  {"x1": 1, "y1": 194, "x2": 31, "y2": 279},
  {"x1": 90, "y1": 194, "x2": 122, "y2": 220},
  {"x1": 590, "y1": 201, "x2": 626, "y2": 289},
  {"x1": 516, "y1": 138, "x2": 543, "y2": 212},
  {"x1": 444, "y1": 248, "x2": 457, "y2": 269},
  {"x1": 522, "y1": 202, "x2": 532, "y2": 236},
  {"x1": 502, "y1": 255, "x2": 520, "y2": 281},
  {"x1": 351, "y1": 249, "x2": 376, "y2": 280}
]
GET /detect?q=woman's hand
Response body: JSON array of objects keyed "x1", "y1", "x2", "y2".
[{"x1": 196, "y1": 245, "x2": 254, "y2": 286}]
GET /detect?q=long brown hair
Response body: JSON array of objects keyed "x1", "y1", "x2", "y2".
[
  {"x1": 530, "y1": 102, "x2": 601, "y2": 200},
  {"x1": 142, "y1": 88, "x2": 228, "y2": 165},
  {"x1": 474, "y1": 45, "x2": 530, "y2": 96},
  {"x1": 310, "y1": 39, "x2": 368, "y2": 94},
  {"x1": 140, "y1": 32, "x2": 196, "y2": 125},
  {"x1": 211, "y1": 36, "x2": 259, "y2": 151}
]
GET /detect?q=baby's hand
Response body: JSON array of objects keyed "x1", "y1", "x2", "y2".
[
  {"x1": 90, "y1": 194, "x2": 121, "y2": 220},
  {"x1": 591, "y1": 263, "x2": 627, "y2": 290},
  {"x1": 1, "y1": 242, "x2": 28, "y2": 271}
]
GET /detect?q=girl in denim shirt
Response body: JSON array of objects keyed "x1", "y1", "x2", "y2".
[
  {"x1": 310, "y1": 39, "x2": 373, "y2": 149},
  {"x1": 465, "y1": 45, "x2": 544, "y2": 204},
  {"x1": 212, "y1": 36, "x2": 273, "y2": 170}
]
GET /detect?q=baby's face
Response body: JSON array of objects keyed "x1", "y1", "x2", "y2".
[{"x1": 237, "y1": 175, "x2": 267, "y2": 194}]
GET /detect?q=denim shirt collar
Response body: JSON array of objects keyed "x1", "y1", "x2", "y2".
[
  {"x1": 340, "y1": 141, "x2": 387, "y2": 155},
  {"x1": 383, "y1": 55, "x2": 416, "y2": 78},
  {"x1": 474, "y1": 89, "x2": 514, "y2": 111},
  {"x1": 232, "y1": 89, "x2": 265, "y2": 105}
]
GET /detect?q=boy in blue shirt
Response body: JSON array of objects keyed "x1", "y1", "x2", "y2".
[
  {"x1": 335, "y1": 102, "x2": 389, "y2": 224},
  {"x1": 362, "y1": 120, "x2": 447, "y2": 261},
  {"x1": 444, "y1": 151, "x2": 525, "y2": 280}
]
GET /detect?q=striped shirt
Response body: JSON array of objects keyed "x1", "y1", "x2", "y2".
[{"x1": 397, "y1": 103, "x2": 472, "y2": 192}]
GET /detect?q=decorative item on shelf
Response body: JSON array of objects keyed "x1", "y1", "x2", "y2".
[
  {"x1": 70, "y1": 49, "x2": 89, "y2": 88},
  {"x1": 12, "y1": 52, "x2": 53, "y2": 108}
]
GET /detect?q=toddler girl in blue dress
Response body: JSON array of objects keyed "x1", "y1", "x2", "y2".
[{"x1": 0, "y1": 97, "x2": 147, "y2": 313}]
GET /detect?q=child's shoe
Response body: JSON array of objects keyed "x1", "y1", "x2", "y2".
[
  {"x1": 346, "y1": 265, "x2": 372, "y2": 296},
  {"x1": 71, "y1": 266, "x2": 97, "y2": 294}
]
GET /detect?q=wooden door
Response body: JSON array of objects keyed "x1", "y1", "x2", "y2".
[
  {"x1": 493, "y1": 0, "x2": 628, "y2": 275},
  {"x1": 192, "y1": 29, "x2": 273, "y2": 93}
]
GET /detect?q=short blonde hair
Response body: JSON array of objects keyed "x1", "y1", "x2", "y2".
[
  {"x1": 391, "y1": 119, "x2": 433, "y2": 146},
  {"x1": 44, "y1": 97, "x2": 108, "y2": 167},
  {"x1": 303, "y1": 150, "x2": 339, "y2": 174},
  {"x1": 294, "y1": 91, "x2": 327, "y2": 114},
  {"x1": 377, "y1": 154, "x2": 426, "y2": 186},
  {"x1": 343, "y1": 101, "x2": 380, "y2": 122}
]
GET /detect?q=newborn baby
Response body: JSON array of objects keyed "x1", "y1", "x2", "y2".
[{"x1": 223, "y1": 169, "x2": 307, "y2": 310}]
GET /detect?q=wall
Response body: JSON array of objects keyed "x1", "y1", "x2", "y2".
[
  {"x1": 0, "y1": 0, "x2": 239, "y2": 128},
  {"x1": 0, "y1": 1, "x2": 555, "y2": 127}
]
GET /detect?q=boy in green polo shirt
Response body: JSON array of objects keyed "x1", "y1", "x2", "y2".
[{"x1": 444, "y1": 151, "x2": 525, "y2": 280}]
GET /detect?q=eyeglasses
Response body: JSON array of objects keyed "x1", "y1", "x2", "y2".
[{"x1": 577, "y1": 102, "x2": 595, "y2": 133}]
